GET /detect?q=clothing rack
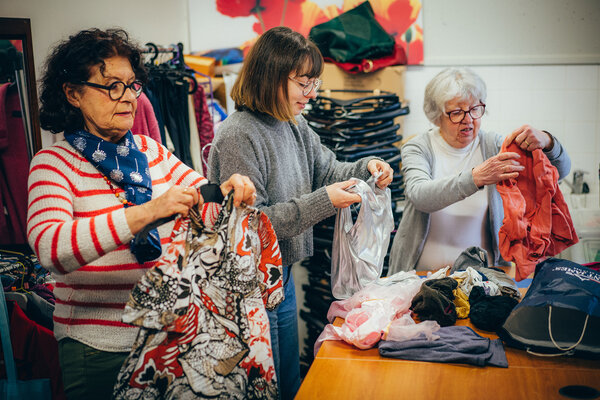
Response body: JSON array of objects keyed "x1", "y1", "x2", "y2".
[{"x1": 140, "y1": 41, "x2": 214, "y2": 173}]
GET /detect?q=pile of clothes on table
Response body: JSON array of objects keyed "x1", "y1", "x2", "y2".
[{"x1": 315, "y1": 247, "x2": 522, "y2": 368}]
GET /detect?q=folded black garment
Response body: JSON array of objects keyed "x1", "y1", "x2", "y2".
[
  {"x1": 469, "y1": 286, "x2": 519, "y2": 332},
  {"x1": 379, "y1": 325, "x2": 508, "y2": 368},
  {"x1": 333, "y1": 136, "x2": 402, "y2": 154},
  {"x1": 411, "y1": 277, "x2": 458, "y2": 326},
  {"x1": 338, "y1": 146, "x2": 400, "y2": 161},
  {"x1": 319, "y1": 125, "x2": 400, "y2": 146},
  {"x1": 321, "y1": 120, "x2": 397, "y2": 137},
  {"x1": 312, "y1": 90, "x2": 399, "y2": 107}
]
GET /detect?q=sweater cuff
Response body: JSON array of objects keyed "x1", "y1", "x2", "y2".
[
  {"x1": 464, "y1": 169, "x2": 482, "y2": 194},
  {"x1": 112, "y1": 208, "x2": 134, "y2": 245},
  {"x1": 541, "y1": 131, "x2": 562, "y2": 160},
  {"x1": 304, "y1": 187, "x2": 336, "y2": 224}
]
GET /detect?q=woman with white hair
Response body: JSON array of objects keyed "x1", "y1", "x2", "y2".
[{"x1": 387, "y1": 67, "x2": 571, "y2": 274}]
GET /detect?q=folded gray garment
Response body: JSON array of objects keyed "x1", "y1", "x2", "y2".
[
  {"x1": 451, "y1": 246, "x2": 521, "y2": 300},
  {"x1": 477, "y1": 266, "x2": 521, "y2": 300},
  {"x1": 378, "y1": 325, "x2": 508, "y2": 368},
  {"x1": 450, "y1": 246, "x2": 489, "y2": 273}
]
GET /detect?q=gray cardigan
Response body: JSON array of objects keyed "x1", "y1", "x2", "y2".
[
  {"x1": 207, "y1": 110, "x2": 375, "y2": 267},
  {"x1": 387, "y1": 129, "x2": 571, "y2": 274}
]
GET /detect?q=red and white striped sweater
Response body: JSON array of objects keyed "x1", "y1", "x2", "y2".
[{"x1": 26, "y1": 134, "x2": 204, "y2": 352}]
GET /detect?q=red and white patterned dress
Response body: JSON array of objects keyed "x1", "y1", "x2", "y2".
[{"x1": 113, "y1": 193, "x2": 284, "y2": 399}]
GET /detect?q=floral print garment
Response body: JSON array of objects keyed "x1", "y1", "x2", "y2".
[{"x1": 113, "y1": 194, "x2": 284, "y2": 399}]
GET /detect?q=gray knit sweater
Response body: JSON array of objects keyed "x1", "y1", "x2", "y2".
[{"x1": 208, "y1": 110, "x2": 375, "y2": 266}]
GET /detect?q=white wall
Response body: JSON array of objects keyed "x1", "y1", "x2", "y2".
[{"x1": 423, "y1": 0, "x2": 600, "y2": 65}]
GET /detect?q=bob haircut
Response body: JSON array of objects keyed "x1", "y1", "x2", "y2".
[
  {"x1": 423, "y1": 67, "x2": 487, "y2": 126},
  {"x1": 231, "y1": 26, "x2": 323, "y2": 122},
  {"x1": 39, "y1": 28, "x2": 146, "y2": 134}
]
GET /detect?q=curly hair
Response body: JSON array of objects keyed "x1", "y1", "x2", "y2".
[{"x1": 39, "y1": 28, "x2": 146, "y2": 134}]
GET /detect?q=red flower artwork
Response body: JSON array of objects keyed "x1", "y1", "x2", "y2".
[{"x1": 216, "y1": 0, "x2": 424, "y2": 65}]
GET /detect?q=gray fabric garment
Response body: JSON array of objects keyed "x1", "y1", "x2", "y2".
[
  {"x1": 208, "y1": 110, "x2": 375, "y2": 267},
  {"x1": 450, "y1": 246, "x2": 521, "y2": 299},
  {"x1": 378, "y1": 325, "x2": 508, "y2": 367},
  {"x1": 477, "y1": 267, "x2": 521, "y2": 300},
  {"x1": 388, "y1": 129, "x2": 571, "y2": 275},
  {"x1": 450, "y1": 245, "x2": 490, "y2": 273}
]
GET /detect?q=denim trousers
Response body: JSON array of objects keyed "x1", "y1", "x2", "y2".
[{"x1": 267, "y1": 266, "x2": 301, "y2": 400}]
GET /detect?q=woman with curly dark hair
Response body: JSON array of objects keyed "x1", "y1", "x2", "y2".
[{"x1": 28, "y1": 28, "x2": 256, "y2": 399}]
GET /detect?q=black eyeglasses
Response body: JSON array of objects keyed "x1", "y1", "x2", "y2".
[
  {"x1": 445, "y1": 104, "x2": 486, "y2": 123},
  {"x1": 77, "y1": 80, "x2": 143, "y2": 101}
]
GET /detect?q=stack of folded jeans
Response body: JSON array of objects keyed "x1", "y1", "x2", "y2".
[
  {"x1": 298, "y1": 90, "x2": 409, "y2": 375},
  {"x1": 305, "y1": 90, "x2": 408, "y2": 204}
]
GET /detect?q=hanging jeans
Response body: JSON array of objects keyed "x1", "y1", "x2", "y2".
[{"x1": 267, "y1": 266, "x2": 301, "y2": 400}]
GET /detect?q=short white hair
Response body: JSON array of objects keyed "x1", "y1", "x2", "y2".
[{"x1": 423, "y1": 67, "x2": 487, "y2": 125}]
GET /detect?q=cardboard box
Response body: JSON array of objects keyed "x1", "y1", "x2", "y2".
[
  {"x1": 319, "y1": 63, "x2": 407, "y2": 134},
  {"x1": 320, "y1": 63, "x2": 405, "y2": 100},
  {"x1": 184, "y1": 55, "x2": 216, "y2": 76}
]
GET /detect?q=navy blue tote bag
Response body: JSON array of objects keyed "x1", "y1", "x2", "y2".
[{"x1": 498, "y1": 258, "x2": 600, "y2": 358}]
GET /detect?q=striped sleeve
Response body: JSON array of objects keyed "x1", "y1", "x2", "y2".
[{"x1": 27, "y1": 147, "x2": 133, "y2": 275}]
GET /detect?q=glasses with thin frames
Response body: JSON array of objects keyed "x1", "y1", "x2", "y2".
[
  {"x1": 289, "y1": 77, "x2": 322, "y2": 97},
  {"x1": 78, "y1": 80, "x2": 144, "y2": 101},
  {"x1": 445, "y1": 104, "x2": 486, "y2": 123}
]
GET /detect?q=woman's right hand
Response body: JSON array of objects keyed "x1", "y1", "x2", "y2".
[
  {"x1": 126, "y1": 185, "x2": 199, "y2": 235},
  {"x1": 144, "y1": 185, "x2": 200, "y2": 219},
  {"x1": 472, "y1": 152, "x2": 525, "y2": 187},
  {"x1": 326, "y1": 180, "x2": 362, "y2": 208}
]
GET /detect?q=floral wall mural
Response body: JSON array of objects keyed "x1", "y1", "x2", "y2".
[{"x1": 213, "y1": 0, "x2": 423, "y2": 65}]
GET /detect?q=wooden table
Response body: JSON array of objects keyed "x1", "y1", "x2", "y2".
[{"x1": 296, "y1": 276, "x2": 600, "y2": 400}]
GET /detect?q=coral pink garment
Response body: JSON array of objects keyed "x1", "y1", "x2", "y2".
[
  {"x1": 496, "y1": 138, "x2": 578, "y2": 281},
  {"x1": 132, "y1": 92, "x2": 161, "y2": 143}
]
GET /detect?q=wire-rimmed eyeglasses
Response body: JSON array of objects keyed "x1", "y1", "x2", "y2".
[
  {"x1": 445, "y1": 104, "x2": 486, "y2": 124},
  {"x1": 77, "y1": 80, "x2": 144, "y2": 101},
  {"x1": 289, "y1": 77, "x2": 322, "y2": 97}
]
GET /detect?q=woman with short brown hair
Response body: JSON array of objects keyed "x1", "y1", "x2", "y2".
[{"x1": 208, "y1": 26, "x2": 394, "y2": 399}]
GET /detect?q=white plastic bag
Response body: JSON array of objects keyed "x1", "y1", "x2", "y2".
[{"x1": 331, "y1": 175, "x2": 394, "y2": 299}]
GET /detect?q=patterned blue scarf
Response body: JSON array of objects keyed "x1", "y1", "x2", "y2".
[{"x1": 65, "y1": 130, "x2": 162, "y2": 263}]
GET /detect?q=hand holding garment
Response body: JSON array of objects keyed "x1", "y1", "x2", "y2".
[
  {"x1": 113, "y1": 193, "x2": 283, "y2": 400},
  {"x1": 496, "y1": 137, "x2": 578, "y2": 281},
  {"x1": 331, "y1": 175, "x2": 394, "y2": 299}
]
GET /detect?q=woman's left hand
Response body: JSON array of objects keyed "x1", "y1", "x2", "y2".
[
  {"x1": 220, "y1": 173, "x2": 257, "y2": 206},
  {"x1": 367, "y1": 159, "x2": 394, "y2": 189},
  {"x1": 507, "y1": 125, "x2": 553, "y2": 152}
]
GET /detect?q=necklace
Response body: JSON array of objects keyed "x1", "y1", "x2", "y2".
[{"x1": 103, "y1": 175, "x2": 135, "y2": 207}]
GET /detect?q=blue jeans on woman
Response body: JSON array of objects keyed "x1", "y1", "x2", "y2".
[{"x1": 267, "y1": 265, "x2": 301, "y2": 400}]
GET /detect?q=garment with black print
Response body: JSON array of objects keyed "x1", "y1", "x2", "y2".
[{"x1": 113, "y1": 193, "x2": 284, "y2": 399}]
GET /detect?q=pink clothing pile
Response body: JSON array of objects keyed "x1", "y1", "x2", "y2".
[{"x1": 314, "y1": 271, "x2": 440, "y2": 355}]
